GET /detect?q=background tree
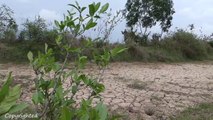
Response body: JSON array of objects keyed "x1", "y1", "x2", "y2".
[
  {"x1": 20, "y1": 16, "x2": 58, "y2": 44},
  {"x1": 0, "y1": 4, "x2": 17, "y2": 41},
  {"x1": 124, "y1": 0, "x2": 175, "y2": 37},
  {"x1": 21, "y1": 16, "x2": 47, "y2": 41}
]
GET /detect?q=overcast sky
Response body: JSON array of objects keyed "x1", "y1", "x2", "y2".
[{"x1": 1, "y1": 0, "x2": 213, "y2": 42}]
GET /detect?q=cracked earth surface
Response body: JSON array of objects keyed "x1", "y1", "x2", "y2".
[{"x1": 0, "y1": 62, "x2": 213, "y2": 120}]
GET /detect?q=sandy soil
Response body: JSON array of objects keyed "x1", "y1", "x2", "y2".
[{"x1": 0, "y1": 62, "x2": 213, "y2": 120}]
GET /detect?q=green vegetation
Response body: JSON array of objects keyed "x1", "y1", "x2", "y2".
[
  {"x1": 172, "y1": 103, "x2": 213, "y2": 120},
  {"x1": 0, "y1": 0, "x2": 213, "y2": 119},
  {"x1": 27, "y1": 2, "x2": 126, "y2": 120},
  {"x1": 118, "y1": 29, "x2": 213, "y2": 62},
  {"x1": 1, "y1": 28, "x2": 213, "y2": 63},
  {"x1": 0, "y1": 2, "x2": 213, "y2": 63},
  {"x1": 0, "y1": 73, "x2": 28, "y2": 119}
]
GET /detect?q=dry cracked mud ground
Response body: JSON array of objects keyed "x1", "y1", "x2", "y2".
[{"x1": 0, "y1": 62, "x2": 213, "y2": 120}]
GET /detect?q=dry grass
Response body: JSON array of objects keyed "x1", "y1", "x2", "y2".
[
  {"x1": 172, "y1": 103, "x2": 213, "y2": 120},
  {"x1": 127, "y1": 80, "x2": 152, "y2": 90}
]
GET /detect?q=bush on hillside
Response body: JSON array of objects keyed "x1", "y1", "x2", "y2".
[
  {"x1": 161, "y1": 29, "x2": 209, "y2": 60},
  {"x1": 121, "y1": 29, "x2": 213, "y2": 61}
]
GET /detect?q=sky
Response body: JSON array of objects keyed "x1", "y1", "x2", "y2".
[{"x1": 1, "y1": 0, "x2": 213, "y2": 42}]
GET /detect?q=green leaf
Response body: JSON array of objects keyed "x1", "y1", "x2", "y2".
[
  {"x1": 54, "y1": 20, "x2": 60, "y2": 28},
  {"x1": 8, "y1": 85, "x2": 21, "y2": 101},
  {"x1": 56, "y1": 35, "x2": 62, "y2": 46},
  {"x1": 59, "y1": 21, "x2": 65, "y2": 31},
  {"x1": 52, "y1": 63, "x2": 61, "y2": 72},
  {"x1": 48, "y1": 80, "x2": 55, "y2": 89},
  {"x1": 82, "y1": 78, "x2": 90, "y2": 85},
  {"x1": 0, "y1": 85, "x2": 22, "y2": 115},
  {"x1": 78, "y1": 74, "x2": 86, "y2": 81},
  {"x1": 67, "y1": 21, "x2": 75, "y2": 27},
  {"x1": 75, "y1": 1, "x2": 80, "y2": 8},
  {"x1": 39, "y1": 79, "x2": 50, "y2": 90},
  {"x1": 72, "y1": 85, "x2": 78, "y2": 95},
  {"x1": 95, "y1": 84, "x2": 105, "y2": 94},
  {"x1": 90, "y1": 81, "x2": 105, "y2": 95},
  {"x1": 94, "y1": 15, "x2": 101, "y2": 19},
  {"x1": 60, "y1": 107, "x2": 72, "y2": 120},
  {"x1": 95, "y1": 2, "x2": 101, "y2": 11},
  {"x1": 95, "y1": 103, "x2": 108, "y2": 120},
  {"x1": 99, "y1": 3, "x2": 109, "y2": 13},
  {"x1": 81, "y1": 7, "x2": 87, "y2": 12},
  {"x1": 27, "y1": 51, "x2": 33, "y2": 62},
  {"x1": 56, "y1": 86, "x2": 64, "y2": 100},
  {"x1": 110, "y1": 47, "x2": 128, "y2": 57},
  {"x1": 0, "y1": 72, "x2": 13, "y2": 103},
  {"x1": 0, "y1": 102, "x2": 15, "y2": 115},
  {"x1": 67, "y1": 10, "x2": 76, "y2": 17},
  {"x1": 78, "y1": 56, "x2": 87, "y2": 68},
  {"x1": 32, "y1": 92, "x2": 39, "y2": 105},
  {"x1": 89, "y1": 109, "x2": 99, "y2": 120},
  {"x1": 75, "y1": 24, "x2": 81, "y2": 34},
  {"x1": 89, "y1": 4, "x2": 95, "y2": 16},
  {"x1": 80, "y1": 114, "x2": 89, "y2": 120},
  {"x1": 8, "y1": 103, "x2": 28, "y2": 114},
  {"x1": 32, "y1": 91, "x2": 43, "y2": 104},
  {"x1": 68, "y1": 4, "x2": 80, "y2": 13},
  {"x1": 85, "y1": 20, "x2": 97, "y2": 30}
]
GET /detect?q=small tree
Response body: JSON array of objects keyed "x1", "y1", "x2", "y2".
[
  {"x1": 28, "y1": 2, "x2": 126, "y2": 120},
  {"x1": 90, "y1": 9, "x2": 124, "y2": 49},
  {"x1": 124, "y1": 0, "x2": 175, "y2": 37},
  {"x1": 95, "y1": 9, "x2": 124, "y2": 42}
]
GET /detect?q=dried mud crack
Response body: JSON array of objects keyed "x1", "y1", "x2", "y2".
[{"x1": 0, "y1": 62, "x2": 213, "y2": 120}]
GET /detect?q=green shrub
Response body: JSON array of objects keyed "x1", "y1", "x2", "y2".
[
  {"x1": 27, "y1": 2, "x2": 126, "y2": 120},
  {"x1": 121, "y1": 29, "x2": 213, "y2": 62},
  {"x1": 161, "y1": 29, "x2": 209, "y2": 60}
]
